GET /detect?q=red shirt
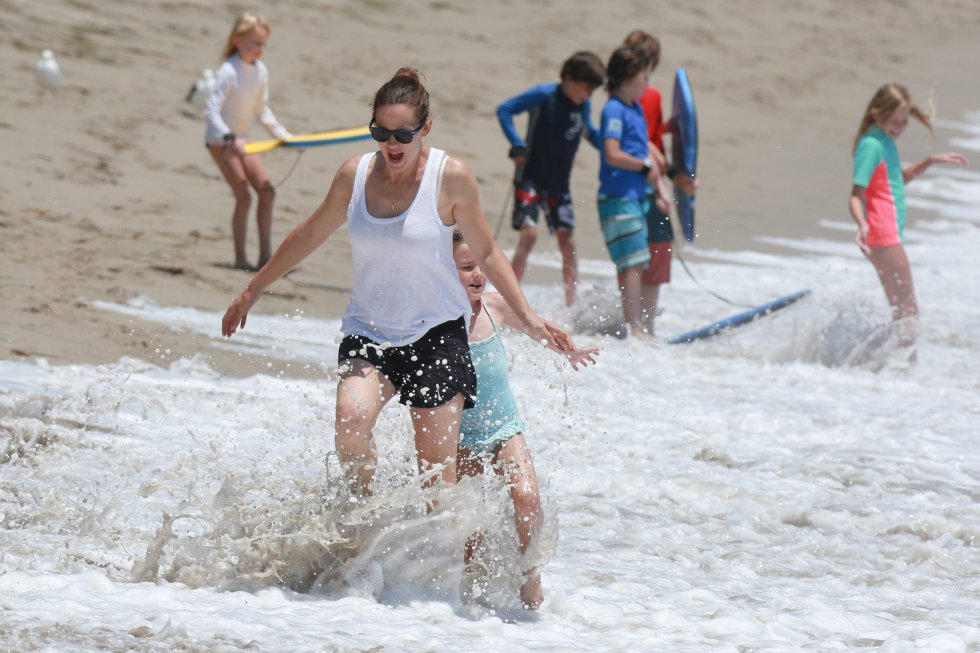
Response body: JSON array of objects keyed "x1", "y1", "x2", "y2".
[{"x1": 638, "y1": 86, "x2": 665, "y2": 153}]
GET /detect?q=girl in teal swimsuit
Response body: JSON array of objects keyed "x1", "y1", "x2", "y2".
[{"x1": 452, "y1": 231, "x2": 599, "y2": 610}]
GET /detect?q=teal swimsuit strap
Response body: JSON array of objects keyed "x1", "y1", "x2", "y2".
[
  {"x1": 472, "y1": 300, "x2": 501, "y2": 343},
  {"x1": 484, "y1": 301, "x2": 500, "y2": 335}
]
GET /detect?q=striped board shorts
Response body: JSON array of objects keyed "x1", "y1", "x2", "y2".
[{"x1": 597, "y1": 194, "x2": 651, "y2": 271}]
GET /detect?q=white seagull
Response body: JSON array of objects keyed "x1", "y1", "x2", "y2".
[
  {"x1": 36, "y1": 49, "x2": 64, "y2": 95},
  {"x1": 185, "y1": 68, "x2": 215, "y2": 106}
]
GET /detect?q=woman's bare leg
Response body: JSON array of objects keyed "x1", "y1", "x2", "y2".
[
  {"x1": 409, "y1": 394, "x2": 465, "y2": 490},
  {"x1": 335, "y1": 359, "x2": 396, "y2": 496},
  {"x1": 457, "y1": 446, "x2": 485, "y2": 565}
]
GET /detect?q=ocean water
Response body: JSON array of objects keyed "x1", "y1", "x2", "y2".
[{"x1": 2, "y1": 121, "x2": 979, "y2": 652}]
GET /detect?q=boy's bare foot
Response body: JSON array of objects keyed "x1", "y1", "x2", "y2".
[
  {"x1": 630, "y1": 325, "x2": 653, "y2": 340},
  {"x1": 520, "y1": 569, "x2": 543, "y2": 610}
]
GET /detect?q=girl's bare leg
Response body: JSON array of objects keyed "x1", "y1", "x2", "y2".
[
  {"x1": 208, "y1": 145, "x2": 253, "y2": 268},
  {"x1": 494, "y1": 433, "x2": 543, "y2": 610},
  {"x1": 241, "y1": 153, "x2": 275, "y2": 268},
  {"x1": 867, "y1": 245, "x2": 918, "y2": 347}
]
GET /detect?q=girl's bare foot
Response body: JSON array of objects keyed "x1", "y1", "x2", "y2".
[{"x1": 520, "y1": 569, "x2": 543, "y2": 610}]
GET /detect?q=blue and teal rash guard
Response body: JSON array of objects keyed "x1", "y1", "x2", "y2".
[
  {"x1": 496, "y1": 82, "x2": 600, "y2": 193},
  {"x1": 598, "y1": 95, "x2": 650, "y2": 199}
]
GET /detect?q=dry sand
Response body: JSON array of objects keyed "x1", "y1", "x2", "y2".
[{"x1": 2, "y1": 0, "x2": 978, "y2": 375}]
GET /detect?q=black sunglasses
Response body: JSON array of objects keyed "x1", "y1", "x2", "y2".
[{"x1": 369, "y1": 119, "x2": 426, "y2": 144}]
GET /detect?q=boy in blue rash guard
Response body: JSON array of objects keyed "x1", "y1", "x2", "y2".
[
  {"x1": 598, "y1": 44, "x2": 671, "y2": 339},
  {"x1": 452, "y1": 231, "x2": 600, "y2": 610},
  {"x1": 496, "y1": 51, "x2": 605, "y2": 307}
]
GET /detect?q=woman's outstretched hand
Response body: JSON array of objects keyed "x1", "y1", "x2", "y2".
[
  {"x1": 221, "y1": 287, "x2": 258, "y2": 337},
  {"x1": 522, "y1": 316, "x2": 572, "y2": 353},
  {"x1": 530, "y1": 318, "x2": 601, "y2": 370}
]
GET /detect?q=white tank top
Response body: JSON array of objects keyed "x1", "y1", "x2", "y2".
[{"x1": 341, "y1": 148, "x2": 471, "y2": 346}]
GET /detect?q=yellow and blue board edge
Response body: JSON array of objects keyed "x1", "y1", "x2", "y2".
[{"x1": 243, "y1": 125, "x2": 372, "y2": 155}]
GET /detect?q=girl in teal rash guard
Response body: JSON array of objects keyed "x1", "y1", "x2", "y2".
[
  {"x1": 849, "y1": 83, "x2": 968, "y2": 351},
  {"x1": 452, "y1": 231, "x2": 599, "y2": 611}
]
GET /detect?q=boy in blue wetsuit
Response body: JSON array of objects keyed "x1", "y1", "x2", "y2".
[
  {"x1": 452, "y1": 231, "x2": 599, "y2": 610},
  {"x1": 496, "y1": 51, "x2": 606, "y2": 306}
]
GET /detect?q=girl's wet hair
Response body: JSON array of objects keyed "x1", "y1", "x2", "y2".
[
  {"x1": 372, "y1": 68, "x2": 430, "y2": 123},
  {"x1": 606, "y1": 44, "x2": 651, "y2": 93},
  {"x1": 222, "y1": 11, "x2": 271, "y2": 60},
  {"x1": 853, "y1": 83, "x2": 934, "y2": 153},
  {"x1": 452, "y1": 229, "x2": 465, "y2": 247}
]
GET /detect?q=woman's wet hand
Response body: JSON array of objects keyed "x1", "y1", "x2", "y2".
[{"x1": 221, "y1": 287, "x2": 257, "y2": 337}]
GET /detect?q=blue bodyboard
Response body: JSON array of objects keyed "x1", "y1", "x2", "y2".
[
  {"x1": 668, "y1": 290, "x2": 811, "y2": 344},
  {"x1": 671, "y1": 68, "x2": 698, "y2": 242}
]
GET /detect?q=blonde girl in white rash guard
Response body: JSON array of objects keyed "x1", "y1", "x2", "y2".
[{"x1": 205, "y1": 11, "x2": 292, "y2": 271}]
